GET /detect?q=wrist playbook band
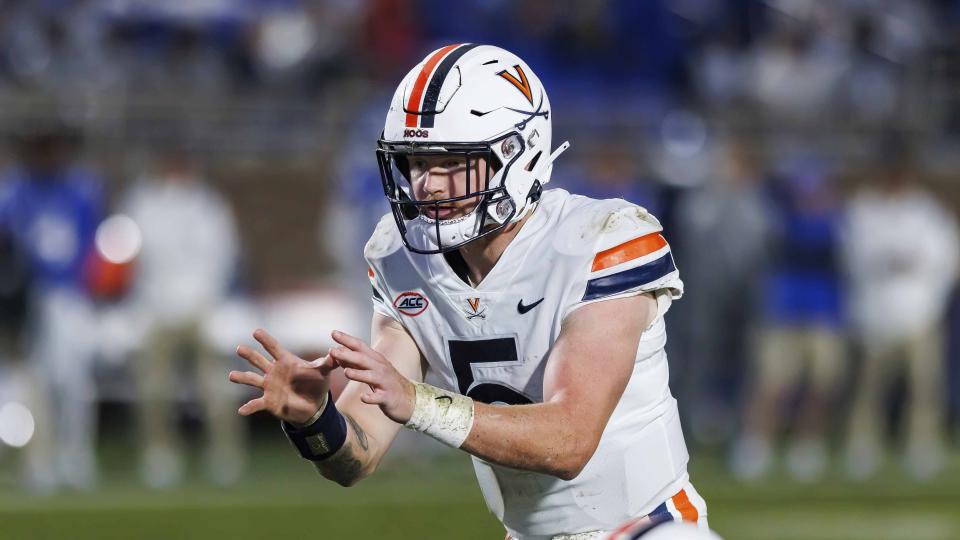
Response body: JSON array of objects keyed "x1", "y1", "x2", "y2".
[
  {"x1": 281, "y1": 391, "x2": 347, "y2": 461},
  {"x1": 404, "y1": 382, "x2": 475, "y2": 448}
]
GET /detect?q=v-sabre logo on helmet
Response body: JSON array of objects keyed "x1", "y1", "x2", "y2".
[{"x1": 497, "y1": 65, "x2": 534, "y2": 105}]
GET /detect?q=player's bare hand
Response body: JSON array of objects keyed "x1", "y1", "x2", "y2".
[
  {"x1": 228, "y1": 328, "x2": 338, "y2": 425},
  {"x1": 330, "y1": 329, "x2": 416, "y2": 424}
]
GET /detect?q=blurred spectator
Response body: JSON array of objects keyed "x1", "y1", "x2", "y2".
[
  {"x1": 693, "y1": 27, "x2": 752, "y2": 109},
  {"x1": 556, "y1": 137, "x2": 659, "y2": 211},
  {"x1": 122, "y1": 147, "x2": 245, "y2": 487},
  {"x1": 328, "y1": 99, "x2": 392, "y2": 300},
  {"x1": 730, "y1": 156, "x2": 846, "y2": 482},
  {"x1": 673, "y1": 139, "x2": 773, "y2": 445},
  {"x1": 0, "y1": 124, "x2": 104, "y2": 492},
  {"x1": 837, "y1": 15, "x2": 901, "y2": 126},
  {"x1": 0, "y1": 1, "x2": 117, "y2": 94},
  {"x1": 843, "y1": 144, "x2": 959, "y2": 481},
  {"x1": 0, "y1": 193, "x2": 30, "y2": 464},
  {"x1": 748, "y1": 17, "x2": 846, "y2": 122},
  {"x1": 361, "y1": 0, "x2": 423, "y2": 82},
  {"x1": 0, "y1": 212, "x2": 29, "y2": 357}
]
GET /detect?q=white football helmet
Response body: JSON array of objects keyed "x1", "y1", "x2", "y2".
[{"x1": 376, "y1": 43, "x2": 570, "y2": 254}]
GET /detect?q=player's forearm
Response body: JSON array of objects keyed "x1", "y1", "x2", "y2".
[
  {"x1": 312, "y1": 413, "x2": 376, "y2": 487},
  {"x1": 284, "y1": 390, "x2": 389, "y2": 488},
  {"x1": 462, "y1": 401, "x2": 598, "y2": 480}
]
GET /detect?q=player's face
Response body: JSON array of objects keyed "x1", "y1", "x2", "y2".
[{"x1": 408, "y1": 154, "x2": 489, "y2": 220}]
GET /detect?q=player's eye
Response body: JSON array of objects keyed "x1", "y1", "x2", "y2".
[
  {"x1": 411, "y1": 159, "x2": 428, "y2": 172},
  {"x1": 444, "y1": 159, "x2": 463, "y2": 169}
]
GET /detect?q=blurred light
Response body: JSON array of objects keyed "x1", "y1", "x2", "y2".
[
  {"x1": 95, "y1": 214, "x2": 142, "y2": 264},
  {"x1": 660, "y1": 109, "x2": 707, "y2": 159},
  {"x1": 259, "y1": 13, "x2": 316, "y2": 71},
  {"x1": 0, "y1": 402, "x2": 35, "y2": 448}
]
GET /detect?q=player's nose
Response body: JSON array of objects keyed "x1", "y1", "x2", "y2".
[{"x1": 423, "y1": 168, "x2": 450, "y2": 196}]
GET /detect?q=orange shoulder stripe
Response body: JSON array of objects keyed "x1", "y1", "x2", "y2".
[
  {"x1": 591, "y1": 232, "x2": 667, "y2": 272},
  {"x1": 671, "y1": 489, "x2": 699, "y2": 523}
]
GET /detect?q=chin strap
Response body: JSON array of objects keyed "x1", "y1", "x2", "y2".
[
  {"x1": 515, "y1": 140, "x2": 570, "y2": 215},
  {"x1": 531, "y1": 140, "x2": 570, "y2": 184}
]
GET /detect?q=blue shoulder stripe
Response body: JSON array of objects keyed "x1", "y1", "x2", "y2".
[{"x1": 582, "y1": 253, "x2": 676, "y2": 301}]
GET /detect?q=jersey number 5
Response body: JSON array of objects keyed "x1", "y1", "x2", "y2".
[{"x1": 448, "y1": 337, "x2": 532, "y2": 405}]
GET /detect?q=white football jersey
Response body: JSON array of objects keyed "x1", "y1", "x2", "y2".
[{"x1": 365, "y1": 189, "x2": 690, "y2": 540}]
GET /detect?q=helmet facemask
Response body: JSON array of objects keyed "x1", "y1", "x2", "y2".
[{"x1": 376, "y1": 132, "x2": 527, "y2": 254}]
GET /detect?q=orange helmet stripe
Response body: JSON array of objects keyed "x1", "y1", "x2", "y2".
[{"x1": 405, "y1": 44, "x2": 462, "y2": 128}]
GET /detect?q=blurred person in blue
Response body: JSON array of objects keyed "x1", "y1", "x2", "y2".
[
  {"x1": 552, "y1": 137, "x2": 659, "y2": 214},
  {"x1": 843, "y1": 143, "x2": 959, "y2": 481},
  {"x1": 673, "y1": 139, "x2": 773, "y2": 445},
  {"x1": 122, "y1": 146, "x2": 245, "y2": 487},
  {"x1": 729, "y1": 156, "x2": 846, "y2": 482},
  {"x1": 329, "y1": 100, "x2": 395, "y2": 300},
  {"x1": 0, "y1": 124, "x2": 104, "y2": 491}
]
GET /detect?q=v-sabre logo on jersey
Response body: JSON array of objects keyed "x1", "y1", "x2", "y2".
[
  {"x1": 465, "y1": 297, "x2": 487, "y2": 320},
  {"x1": 394, "y1": 292, "x2": 429, "y2": 317}
]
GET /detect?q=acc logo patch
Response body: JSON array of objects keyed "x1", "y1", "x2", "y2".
[{"x1": 394, "y1": 292, "x2": 429, "y2": 316}]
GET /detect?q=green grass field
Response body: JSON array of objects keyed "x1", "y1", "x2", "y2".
[{"x1": 1, "y1": 439, "x2": 958, "y2": 540}]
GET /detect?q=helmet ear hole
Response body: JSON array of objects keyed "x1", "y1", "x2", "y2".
[
  {"x1": 527, "y1": 180, "x2": 542, "y2": 204},
  {"x1": 525, "y1": 151, "x2": 542, "y2": 172},
  {"x1": 488, "y1": 153, "x2": 503, "y2": 175},
  {"x1": 395, "y1": 155, "x2": 412, "y2": 183}
]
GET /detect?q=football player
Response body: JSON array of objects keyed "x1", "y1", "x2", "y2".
[{"x1": 229, "y1": 44, "x2": 709, "y2": 540}]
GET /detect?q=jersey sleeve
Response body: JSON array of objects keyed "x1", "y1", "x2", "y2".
[
  {"x1": 363, "y1": 213, "x2": 405, "y2": 323},
  {"x1": 367, "y1": 264, "x2": 402, "y2": 322},
  {"x1": 565, "y1": 204, "x2": 683, "y2": 319}
]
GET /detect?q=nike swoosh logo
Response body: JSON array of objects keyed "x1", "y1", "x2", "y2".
[
  {"x1": 517, "y1": 298, "x2": 544, "y2": 314},
  {"x1": 435, "y1": 396, "x2": 453, "y2": 404}
]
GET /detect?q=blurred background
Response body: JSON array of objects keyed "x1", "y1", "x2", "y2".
[{"x1": 0, "y1": 0, "x2": 959, "y2": 539}]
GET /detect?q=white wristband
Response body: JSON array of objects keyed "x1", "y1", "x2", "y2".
[{"x1": 404, "y1": 382, "x2": 475, "y2": 448}]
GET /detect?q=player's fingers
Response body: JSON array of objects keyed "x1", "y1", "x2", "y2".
[
  {"x1": 329, "y1": 346, "x2": 377, "y2": 370},
  {"x1": 236, "y1": 344, "x2": 271, "y2": 372},
  {"x1": 342, "y1": 367, "x2": 382, "y2": 387},
  {"x1": 331, "y1": 330, "x2": 375, "y2": 356},
  {"x1": 360, "y1": 391, "x2": 384, "y2": 405},
  {"x1": 306, "y1": 354, "x2": 338, "y2": 375},
  {"x1": 253, "y1": 328, "x2": 286, "y2": 361},
  {"x1": 237, "y1": 397, "x2": 266, "y2": 416},
  {"x1": 228, "y1": 370, "x2": 265, "y2": 389}
]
